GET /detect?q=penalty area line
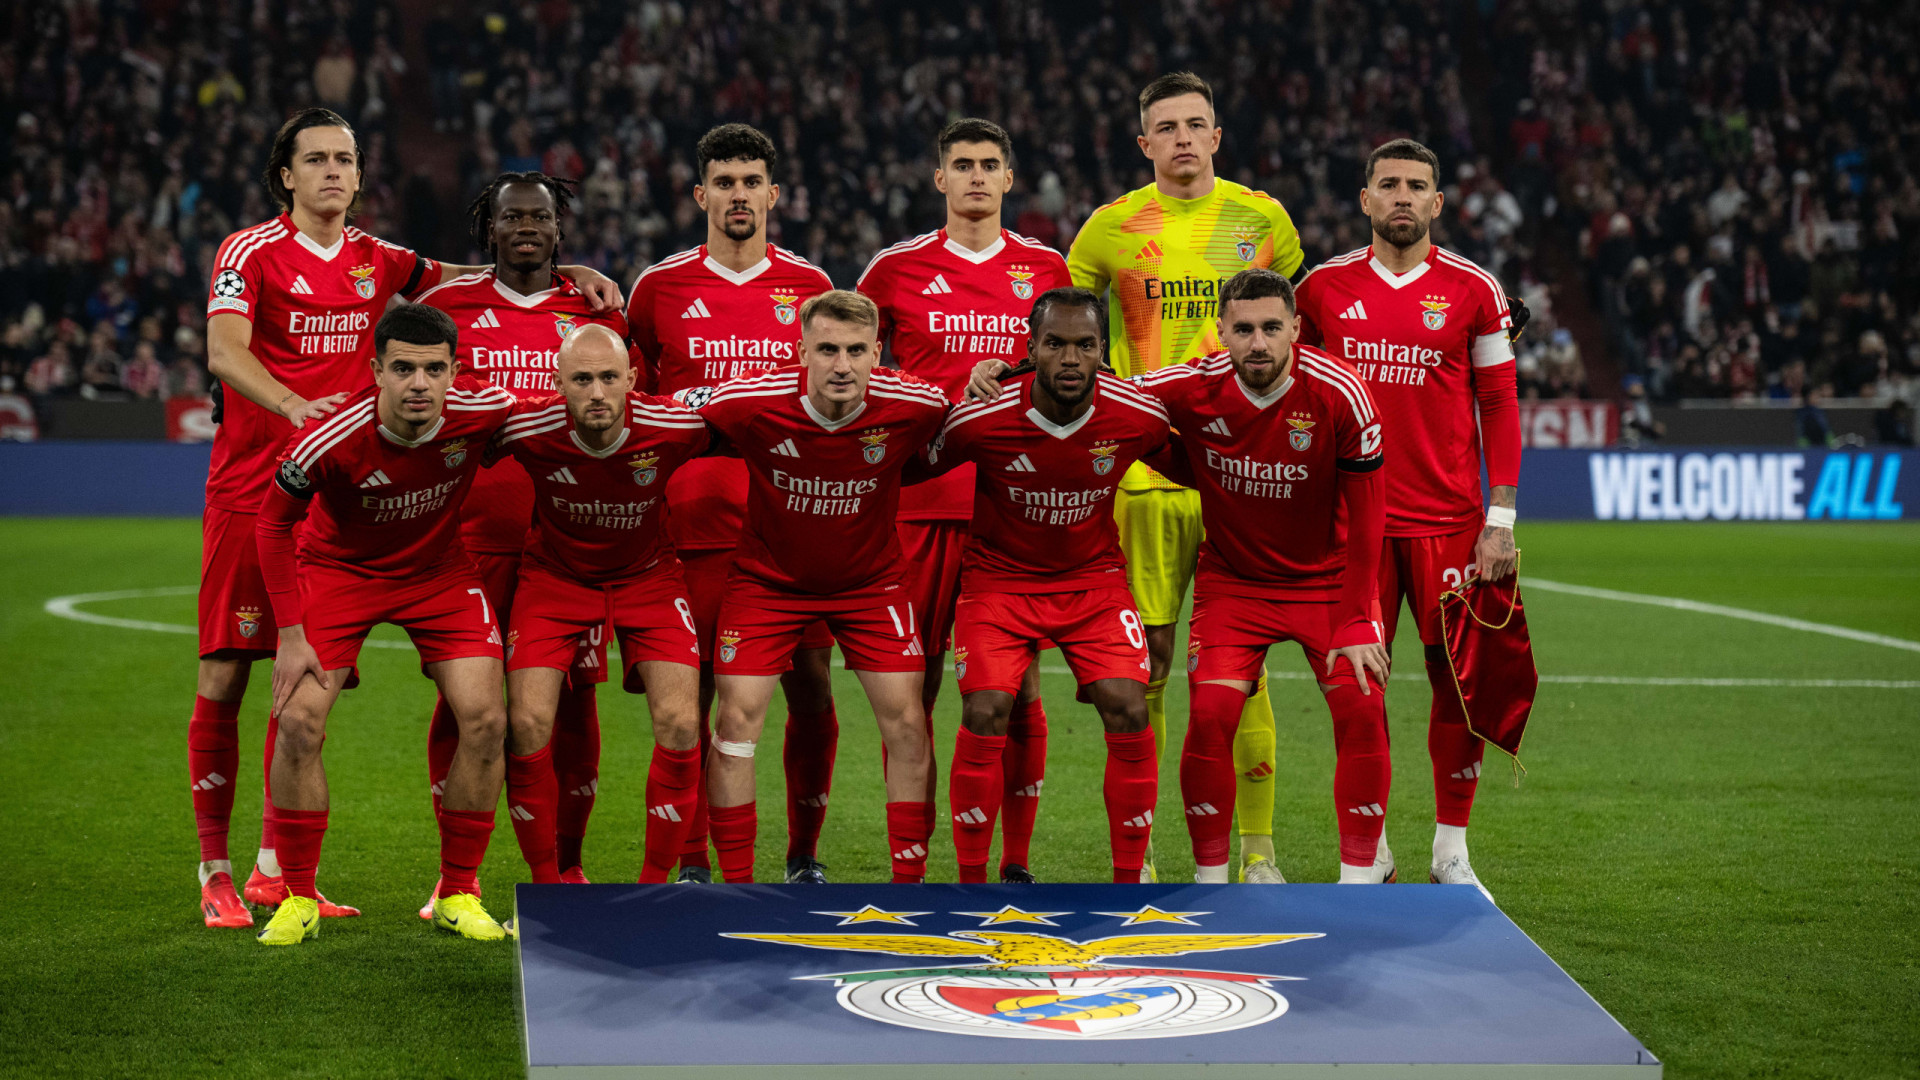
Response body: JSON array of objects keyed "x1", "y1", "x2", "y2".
[{"x1": 1524, "y1": 576, "x2": 1920, "y2": 655}]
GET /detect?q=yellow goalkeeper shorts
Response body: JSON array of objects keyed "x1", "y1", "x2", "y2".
[{"x1": 1115, "y1": 487, "x2": 1203, "y2": 626}]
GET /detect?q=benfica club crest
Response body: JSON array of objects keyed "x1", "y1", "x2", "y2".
[
  {"x1": 771, "y1": 292, "x2": 799, "y2": 326},
  {"x1": 1008, "y1": 269, "x2": 1036, "y2": 300},
  {"x1": 859, "y1": 430, "x2": 890, "y2": 464},
  {"x1": 441, "y1": 438, "x2": 469, "y2": 469},
  {"x1": 722, "y1": 917, "x2": 1319, "y2": 1040},
  {"x1": 718, "y1": 633, "x2": 741, "y2": 665},
  {"x1": 629, "y1": 452, "x2": 660, "y2": 486},
  {"x1": 1232, "y1": 228, "x2": 1261, "y2": 262},
  {"x1": 235, "y1": 608, "x2": 263, "y2": 639},
  {"x1": 505, "y1": 629, "x2": 519, "y2": 662},
  {"x1": 953, "y1": 646, "x2": 969, "y2": 681},
  {"x1": 1090, "y1": 443, "x2": 1119, "y2": 476},
  {"x1": 1420, "y1": 299, "x2": 1450, "y2": 331},
  {"x1": 554, "y1": 314, "x2": 577, "y2": 340},
  {"x1": 348, "y1": 265, "x2": 377, "y2": 300},
  {"x1": 1286, "y1": 417, "x2": 1315, "y2": 452}
]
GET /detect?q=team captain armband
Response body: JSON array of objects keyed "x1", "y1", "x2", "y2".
[
  {"x1": 1336, "y1": 420, "x2": 1385, "y2": 473},
  {"x1": 275, "y1": 459, "x2": 314, "y2": 498}
]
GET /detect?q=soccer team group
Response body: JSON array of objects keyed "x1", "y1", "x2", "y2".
[{"x1": 181, "y1": 71, "x2": 1527, "y2": 945}]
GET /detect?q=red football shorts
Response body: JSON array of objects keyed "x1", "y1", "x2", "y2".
[
  {"x1": 198, "y1": 507, "x2": 276, "y2": 658},
  {"x1": 896, "y1": 520, "x2": 967, "y2": 658},
  {"x1": 1188, "y1": 587, "x2": 1379, "y2": 690},
  {"x1": 470, "y1": 549, "x2": 607, "y2": 685},
  {"x1": 714, "y1": 594, "x2": 924, "y2": 676},
  {"x1": 951, "y1": 588, "x2": 1149, "y2": 697},
  {"x1": 298, "y1": 559, "x2": 503, "y2": 673},
  {"x1": 1378, "y1": 526, "x2": 1481, "y2": 646},
  {"x1": 507, "y1": 561, "x2": 700, "y2": 692},
  {"x1": 683, "y1": 547, "x2": 832, "y2": 666}
]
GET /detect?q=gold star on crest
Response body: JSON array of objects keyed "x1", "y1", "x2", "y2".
[
  {"x1": 811, "y1": 905, "x2": 932, "y2": 926},
  {"x1": 950, "y1": 905, "x2": 1072, "y2": 926},
  {"x1": 1092, "y1": 905, "x2": 1211, "y2": 926}
]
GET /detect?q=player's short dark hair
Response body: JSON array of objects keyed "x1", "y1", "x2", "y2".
[
  {"x1": 938, "y1": 118, "x2": 1014, "y2": 168},
  {"x1": 263, "y1": 107, "x2": 362, "y2": 213},
  {"x1": 1028, "y1": 287, "x2": 1106, "y2": 340},
  {"x1": 467, "y1": 172, "x2": 579, "y2": 275},
  {"x1": 799, "y1": 289, "x2": 879, "y2": 332},
  {"x1": 1219, "y1": 268, "x2": 1297, "y2": 315},
  {"x1": 696, "y1": 123, "x2": 778, "y2": 182},
  {"x1": 1138, "y1": 72, "x2": 1214, "y2": 130},
  {"x1": 1365, "y1": 138, "x2": 1441, "y2": 185},
  {"x1": 374, "y1": 303, "x2": 458, "y2": 361}
]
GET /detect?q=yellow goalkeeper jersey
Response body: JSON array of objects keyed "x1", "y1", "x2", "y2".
[{"x1": 1069, "y1": 177, "x2": 1304, "y2": 489}]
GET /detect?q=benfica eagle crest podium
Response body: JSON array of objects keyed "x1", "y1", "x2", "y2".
[{"x1": 514, "y1": 883, "x2": 1659, "y2": 1077}]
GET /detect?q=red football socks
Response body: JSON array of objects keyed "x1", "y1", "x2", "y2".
[
  {"x1": 437, "y1": 808, "x2": 495, "y2": 896},
  {"x1": 271, "y1": 804, "x2": 328, "y2": 899},
  {"x1": 1103, "y1": 729, "x2": 1158, "y2": 882},
  {"x1": 1327, "y1": 682, "x2": 1392, "y2": 866},
  {"x1": 1000, "y1": 697, "x2": 1047, "y2": 872},
  {"x1": 188, "y1": 695, "x2": 242, "y2": 863},
  {"x1": 949, "y1": 728, "x2": 1006, "y2": 882},
  {"x1": 886, "y1": 801, "x2": 932, "y2": 883},
  {"x1": 709, "y1": 802, "x2": 757, "y2": 883},
  {"x1": 426, "y1": 696, "x2": 459, "y2": 816},
  {"x1": 639, "y1": 745, "x2": 700, "y2": 883},
  {"x1": 1180, "y1": 682, "x2": 1245, "y2": 869},
  {"x1": 782, "y1": 704, "x2": 838, "y2": 861},
  {"x1": 1425, "y1": 658, "x2": 1483, "y2": 828},
  {"x1": 259, "y1": 713, "x2": 280, "y2": 852},
  {"x1": 681, "y1": 705, "x2": 712, "y2": 870},
  {"x1": 505, "y1": 744, "x2": 561, "y2": 884},
  {"x1": 552, "y1": 686, "x2": 601, "y2": 872}
]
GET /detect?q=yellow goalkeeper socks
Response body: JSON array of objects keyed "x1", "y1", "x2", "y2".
[{"x1": 1233, "y1": 670, "x2": 1277, "y2": 858}]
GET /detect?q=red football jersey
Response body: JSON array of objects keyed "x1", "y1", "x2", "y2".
[
  {"x1": 416, "y1": 269, "x2": 632, "y2": 555},
  {"x1": 1135, "y1": 348, "x2": 1383, "y2": 598},
  {"x1": 204, "y1": 215, "x2": 439, "y2": 514},
  {"x1": 857, "y1": 229, "x2": 1070, "y2": 521},
  {"x1": 257, "y1": 378, "x2": 515, "y2": 624},
  {"x1": 1294, "y1": 245, "x2": 1515, "y2": 536},
  {"x1": 929, "y1": 372, "x2": 1170, "y2": 595},
  {"x1": 627, "y1": 244, "x2": 833, "y2": 552},
  {"x1": 688, "y1": 367, "x2": 948, "y2": 609},
  {"x1": 492, "y1": 392, "x2": 710, "y2": 584}
]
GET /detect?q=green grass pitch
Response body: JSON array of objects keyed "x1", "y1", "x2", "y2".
[{"x1": 1, "y1": 519, "x2": 1915, "y2": 1078}]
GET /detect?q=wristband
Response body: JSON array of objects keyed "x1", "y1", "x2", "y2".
[{"x1": 1485, "y1": 506, "x2": 1516, "y2": 529}]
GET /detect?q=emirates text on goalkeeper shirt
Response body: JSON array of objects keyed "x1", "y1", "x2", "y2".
[
  {"x1": 415, "y1": 270, "x2": 631, "y2": 558},
  {"x1": 689, "y1": 367, "x2": 948, "y2": 609},
  {"x1": 626, "y1": 243, "x2": 833, "y2": 553},
  {"x1": 858, "y1": 228, "x2": 1071, "y2": 522},
  {"x1": 203, "y1": 214, "x2": 440, "y2": 512},
  {"x1": 928, "y1": 372, "x2": 1171, "y2": 594},
  {"x1": 1294, "y1": 245, "x2": 1520, "y2": 536},
  {"x1": 1133, "y1": 350, "x2": 1384, "y2": 599}
]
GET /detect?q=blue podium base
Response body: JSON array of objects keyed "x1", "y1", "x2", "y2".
[{"x1": 515, "y1": 883, "x2": 1658, "y2": 1078}]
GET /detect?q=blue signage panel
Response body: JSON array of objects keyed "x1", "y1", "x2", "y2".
[
  {"x1": 0, "y1": 441, "x2": 210, "y2": 515},
  {"x1": 1518, "y1": 448, "x2": 1911, "y2": 522},
  {"x1": 516, "y1": 884, "x2": 1658, "y2": 1076}
]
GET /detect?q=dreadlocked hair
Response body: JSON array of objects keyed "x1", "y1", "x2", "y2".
[{"x1": 466, "y1": 172, "x2": 579, "y2": 275}]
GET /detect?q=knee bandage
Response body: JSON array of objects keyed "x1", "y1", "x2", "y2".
[{"x1": 715, "y1": 738, "x2": 757, "y2": 759}]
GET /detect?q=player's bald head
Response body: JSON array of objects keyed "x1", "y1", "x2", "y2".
[{"x1": 558, "y1": 323, "x2": 627, "y2": 368}]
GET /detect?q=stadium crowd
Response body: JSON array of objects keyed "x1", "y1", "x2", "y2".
[
  {"x1": 1488, "y1": 0, "x2": 1920, "y2": 405},
  {"x1": 1, "y1": 0, "x2": 1594, "y2": 414}
]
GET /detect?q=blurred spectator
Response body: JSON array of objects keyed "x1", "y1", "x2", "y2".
[
  {"x1": 1796, "y1": 387, "x2": 1836, "y2": 449},
  {"x1": 123, "y1": 341, "x2": 166, "y2": 399},
  {"x1": 25, "y1": 341, "x2": 75, "y2": 397},
  {"x1": 1618, "y1": 374, "x2": 1664, "y2": 447},
  {"x1": 1875, "y1": 399, "x2": 1914, "y2": 447}
]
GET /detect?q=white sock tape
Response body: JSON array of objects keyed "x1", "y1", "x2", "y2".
[
  {"x1": 715, "y1": 738, "x2": 757, "y2": 759},
  {"x1": 1485, "y1": 506, "x2": 1516, "y2": 529}
]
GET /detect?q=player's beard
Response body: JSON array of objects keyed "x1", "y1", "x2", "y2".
[
  {"x1": 719, "y1": 209, "x2": 759, "y2": 242},
  {"x1": 1038, "y1": 371, "x2": 1094, "y2": 410},
  {"x1": 1373, "y1": 215, "x2": 1428, "y2": 249},
  {"x1": 1236, "y1": 350, "x2": 1285, "y2": 392}
]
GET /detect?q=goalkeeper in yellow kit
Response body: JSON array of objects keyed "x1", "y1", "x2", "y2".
[{"x1": 1068, "y1": 72, "x2": 1305, "y2": 883}]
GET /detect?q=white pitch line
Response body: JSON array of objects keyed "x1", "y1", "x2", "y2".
[
  {"x1": 1525, "y1": 576, "x2": 1920, "y2": 655},
  {"x1": 42, "y1": 586, "x2": 411, "y2": 649},
  {"x1": 1033, "y1": 667, "x2": 1917, "y2": 689}
]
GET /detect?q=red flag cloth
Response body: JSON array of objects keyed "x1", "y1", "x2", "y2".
[{"x1": 1438, "y1": 575, "x2": 1539, "y2": 767}]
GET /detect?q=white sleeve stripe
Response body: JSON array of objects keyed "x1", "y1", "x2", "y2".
[
  {"x1": 633, "y1": 249, "x2": 705, "y2": 283},
  {"x1": 1106, "y1": 392, "x2": 1170, "y2": 422},
  {"x1": 1299, "y1": 362, "x2": 1374, "y2": 424},
  {"x1": 214, "y1": 222, "x2": 282, "y2": 265},
  {"x1": 942, "y1": 396, "x2": 1020, "y2": 435},
  {"x1": 1471, "y1": 331, "x2": 1516, "y2": 369},
  {"x1": 1099, "y1": 376, "x2": 1169, "y2": 416},
  {"x1": 292, "y1": 404, "x2": 375, "y2": 467},
  {"x1": 222, "y1": 228, "x2": 285, "y2": 272},
  {"x1": 855, "y1": 232, "x2": 940, "y2": 289},
  {"x1": 1297, "y1": 353, "x2": 1374, "y2": 412},
  {"x1": 499, "y1": 407, "x2": 567, "y2": 433},
  {"x1": 414, "y1": 271, "x2": 490, "y2": 304},
  {"x1": 705, "y1": 386, "x2": 797, "y2": 406},
  {"x1": 288, "y1": 400, "x2": 374, "y2": 459},
  {"x1": 495, "y1": 418, "x2": 569, "y2": 446},
  {"x1": 1434, "y1": 250, "x2": 1509, "y2": 313},
  {"x1": 1297, "y1": 247, "x2": 1370, "y2": 283},
  {"x1": 632, "y1": 420, "x2": 709, "y2": 431},
  {"x1": 868, "y1": 384, "x2": 951, "y2": 405}
]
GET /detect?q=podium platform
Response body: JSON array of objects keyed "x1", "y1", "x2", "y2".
[{"x1": 515, "y1": 883, "x2": 1659, "y2": 1078}]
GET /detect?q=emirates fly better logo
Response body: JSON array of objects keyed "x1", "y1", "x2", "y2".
[{"x1": 723, "y1": 905, "x2": 1321, "y2": 1040}]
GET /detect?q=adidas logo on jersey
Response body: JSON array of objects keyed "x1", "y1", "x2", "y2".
[
  {"x1": 1340, "y1": 300, "x2": 1369, "y2": 320},
  {"x1": 546, "y1": 467, "x2": 579, "y2": 484},
  {"x1": 358, "y1": 470, "x2": 392, "y2": 488},
  {"x1": 471, "y1": 309, "x2": 501, "y2": 329},
  {"x1": 290, "y1": 275, "x2": 314, "y2": 296},
  {"x1": 921, "y1": 274, "x2": 954, "y2": 296},
  {"x1": 1004, "y1": 454, "x2": 1037, "y2": 472},
  {"x1": 1346, "y1": 803, "x2": 1385, "y2": 817},
  {"x1": 769, "y1": 438, "x2": 801, "y2": 458},
  {"x1": 1202, "y1": 418, "x2": 1231, "y2": 437},
  {"x1": 648, "y1": 804, "x2": 683, "y2": 822},
  {"x1": 681, "y1": 298, "x2": 712, "y2": 319}
]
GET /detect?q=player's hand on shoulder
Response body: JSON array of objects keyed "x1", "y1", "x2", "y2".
[
  {"x1": 562, "y1": 265, "x2": 624, "y2": 312},
  {"x1": 280, "y1": 391, "x2": 348, "y2": 429},
  {"x1": 966, "y1": 359, "x2": 1016, "y2": 401}
]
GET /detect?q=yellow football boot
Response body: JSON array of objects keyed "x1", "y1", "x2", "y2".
[
  {"x1": 256, "y1": 895, "x2": 319, "y2": 945},
  {"x1": 432, "y1": 892, "x2": 508, "y2": 941}
]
